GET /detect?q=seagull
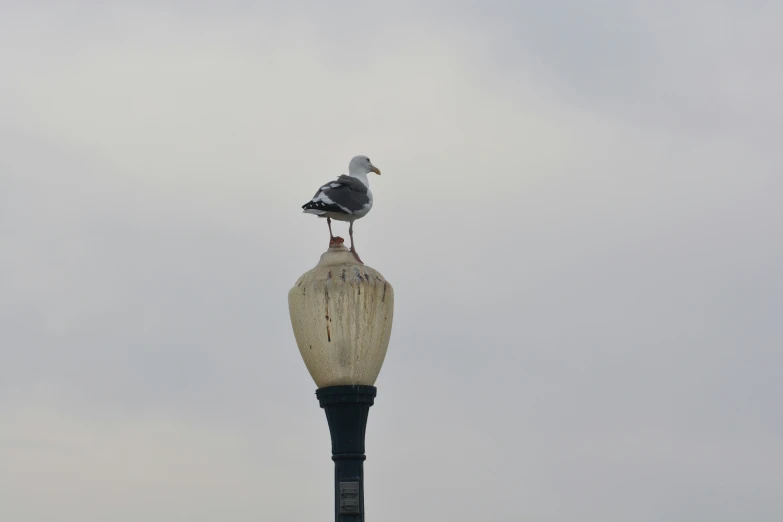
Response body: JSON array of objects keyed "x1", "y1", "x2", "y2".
[{"x1": 302, "y1": 155, "x2": 381, "y2": 264}]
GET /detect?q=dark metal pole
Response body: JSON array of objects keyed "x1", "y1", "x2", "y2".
[{"x1": 316, "y1": 385, "x2": 377, "y2": 522}]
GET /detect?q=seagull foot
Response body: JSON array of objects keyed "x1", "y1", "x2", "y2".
[
  {"x1": 329, "y1": 236, "x2": 345, "y2": 248},
  {"x1": 350, "y1": 248, "x2": 364, "y2": 264}
]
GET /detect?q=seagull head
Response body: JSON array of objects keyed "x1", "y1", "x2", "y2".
[{"x1": 349, "y1": 155, "x2": 381, "y2": 176}]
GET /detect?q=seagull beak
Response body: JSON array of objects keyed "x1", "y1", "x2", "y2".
[{"x1": 370, "y1": 165, "x2": 381, "y2": 175}]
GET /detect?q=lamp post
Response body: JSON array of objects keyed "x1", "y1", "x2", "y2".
[{"x1": 288, "y1": 243, "x2": 394, "y2": 521}]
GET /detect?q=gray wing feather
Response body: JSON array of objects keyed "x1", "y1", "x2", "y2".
[
  {"x1": 334, "y1": 175, "x2": 368, "y2": 193},
  {"x1": 305, "y1": 175, "x2": 370, "y2": 214}
]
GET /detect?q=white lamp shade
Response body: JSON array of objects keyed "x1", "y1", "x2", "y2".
[{"x1": 288, "y1": 245, "x2": 394, "y2": 388}]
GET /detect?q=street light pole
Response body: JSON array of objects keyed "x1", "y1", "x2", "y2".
[
  {"x1": 289, "y1": 244, "x2": 394, "y2": 522},
  {"x1": 317, "y1": 385, "x2": 376, "y2": 521}
]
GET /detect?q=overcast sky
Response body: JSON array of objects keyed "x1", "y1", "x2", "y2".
[{"x1": 1, "y1": 1, "x2": 781, "y2": 521}]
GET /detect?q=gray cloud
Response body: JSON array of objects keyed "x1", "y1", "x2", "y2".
[{"x1": 1, "y1": 2, "x2": 781, "y2": 521}]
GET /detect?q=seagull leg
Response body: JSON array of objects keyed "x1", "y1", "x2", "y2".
[
  {"x1": 349, "y1": 221, "x2": 363, "y2": 264},
  {"x1": 327, "y1": 217, "x2": 344, "y2": 247}
]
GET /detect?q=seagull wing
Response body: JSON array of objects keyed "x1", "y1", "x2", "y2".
[{"x1": 302, "y1": 175, "x2": 370, "y2": 216}]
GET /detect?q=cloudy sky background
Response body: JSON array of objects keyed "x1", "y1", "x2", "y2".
[{"x1": 1, "y1": 1, "x2": 781, "y2": 521}]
